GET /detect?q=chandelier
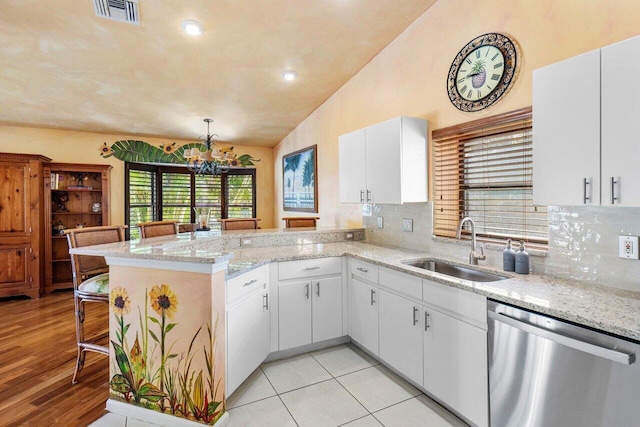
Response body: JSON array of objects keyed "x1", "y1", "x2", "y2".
[{"x1": 183, "y1": 118, "x2": 231, "y2": 175}]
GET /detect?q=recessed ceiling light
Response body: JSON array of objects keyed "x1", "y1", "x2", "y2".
[
  {"x1": 181, "y1": 20, "x2": 203, "y2": 36},
  {"x1": 282, "y1": 70, "x2": 298, "y2": 81}
]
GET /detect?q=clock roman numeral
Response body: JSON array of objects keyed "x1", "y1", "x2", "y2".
[
  {"x1": 477, "y1": 89, "x2": 482, "y2": 98},
  {"x1": 467, "y1": 88, "x2": 473, "y2": 98},
  {"x1": 466, "y1": 58, "x2": 472, "y2": 65},
  {"x1": 476, "y1": 49, "x2": 481, "y2": 59},
  {"x1": 491, "y1": 74, "x2": 501, "y2": 81},
  {"x1": 460, "y1": 84, "x2": 468, "y2": 94},
  {"x1": 491, "y1": 52, "x2": 500, "y2": 61},
  {"x1": 493, "y1": 62, "x2": 503, "y2": 69}
]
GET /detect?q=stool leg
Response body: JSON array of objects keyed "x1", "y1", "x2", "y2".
[{"x1": 72, "y1": 296, "x2": 85, "y2": 384}]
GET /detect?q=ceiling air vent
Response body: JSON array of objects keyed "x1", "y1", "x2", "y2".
[{"x1": 93, "y1": 0, "x2": 140, "y2": 25}]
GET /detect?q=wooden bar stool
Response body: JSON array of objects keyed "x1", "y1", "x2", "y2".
[
  {"x1": 63, "y1": 225, "x2": 127, "y2": 384},
  {"x1": 220, "y1": 218, "x2": 261, "y2": 230},
  {"x1": 282, "y1": 217, "x2": 320, "y2": 228},
  {"x1": 137, "y1": 220, "x2": 180, "y2": 238}
]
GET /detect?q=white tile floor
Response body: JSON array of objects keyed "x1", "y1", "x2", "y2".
[{"x1": 90, "y1": 343, "x2": 467, "y2": 427}]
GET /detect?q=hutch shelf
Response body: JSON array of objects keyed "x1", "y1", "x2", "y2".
[{"x1": 44, "y1": 163, "x2": 111, "y2": 293}]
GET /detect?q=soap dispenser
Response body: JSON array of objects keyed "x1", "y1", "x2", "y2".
[
  {"x1": 502, "y1": 239, "x2": 516, "y2": 272},
  {"x1": 515, "y1": 241, "x2": 530, "y2": 274}
]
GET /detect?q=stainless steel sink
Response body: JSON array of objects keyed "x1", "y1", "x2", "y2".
[{"x1": 401, "y1": 259, "x2": 508, "y2": 282}]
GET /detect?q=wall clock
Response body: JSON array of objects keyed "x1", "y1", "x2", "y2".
[{"x1": 447, "y1": 33, "x2": 518, "y2": 112}]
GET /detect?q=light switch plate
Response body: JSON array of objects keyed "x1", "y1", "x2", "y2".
[
  {"x1": 402, "y1": 218, "x2": 413, "y2": 232},
  {"x1": 377, "y1": 217, "x2": 384, "y2": 229},
  {"x1": 618, "y1": 235, "x2": 639, "y2": 259}
]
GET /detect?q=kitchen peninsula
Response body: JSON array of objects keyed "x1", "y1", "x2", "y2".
[{"x1": 72, "y1": 227, "x2": 640, "y2": 427}]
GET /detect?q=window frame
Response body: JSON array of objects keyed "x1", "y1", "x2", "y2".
[
  {"x1": 432, "y1": 106, "x2": 548, "y2": 249},
  {"x1": 125, "y1": 162, "x2": 256, "y2": 239}
]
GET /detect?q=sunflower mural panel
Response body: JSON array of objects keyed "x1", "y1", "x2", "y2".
[{"x1": 108, "y1": 266, "x2": 226, "y2": 425}]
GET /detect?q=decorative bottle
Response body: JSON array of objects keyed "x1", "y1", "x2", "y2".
[
  {"x1": 515, "y1": 241, "x2": 530, "y2": 274},
  {"x1": 502, "y1": 239, "x2": 516, "y2": 272}
]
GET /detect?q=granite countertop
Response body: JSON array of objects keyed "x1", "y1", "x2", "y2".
[
  {"x1": 224, "y1": 241, "x2": 640, "y2": 342},
  {"x1": 71, "y1": 231, "x2": 640, "y2": 342}
]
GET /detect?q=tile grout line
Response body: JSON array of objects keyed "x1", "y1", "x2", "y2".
[{"x1": 259, "y1": 364, "x2": 300, "y2": 426}]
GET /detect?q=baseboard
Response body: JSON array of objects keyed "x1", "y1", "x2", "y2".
[
  {"x1": 264, "y1": 336, "x2": 350, "y2": 362},
  {"x1": 106, "y1": 399, "x2": 229, "y2": 427}
]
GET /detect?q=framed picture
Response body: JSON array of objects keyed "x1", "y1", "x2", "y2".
[{"x1": 283, "y1": 144, "x2": 317, "y2": 212}]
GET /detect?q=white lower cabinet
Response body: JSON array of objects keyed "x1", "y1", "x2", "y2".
[
  {"x1": 423, "y1": 280, "x2": 488, "y2": 427},
  {"x1": 348, "y1": 276, "x2": 379, "y2": 356},
  {"x1": 226, "y1": 266, "x2": 270, "y2": 396},
  {"x1": 278, "y1": 276, "x2": 343, "y2": 351},
  {"x1": 423, "y1": 307, "x2": 488, "y2": 427},
  {"x1": 378, "y1": 289, "x2": 423, "y2": 386}
]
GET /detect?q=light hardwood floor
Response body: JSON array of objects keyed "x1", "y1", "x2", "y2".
[{"x1": 0, "y1": 291, "x2": 108, "y2": 426}]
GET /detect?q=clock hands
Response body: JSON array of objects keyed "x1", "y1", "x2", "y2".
[{"x1": 458, "y1": 71, "x2": 480, "y2": 83}]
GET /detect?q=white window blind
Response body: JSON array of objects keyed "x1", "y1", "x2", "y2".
[{"x1": 432, "y1": 107, "x2": 548, "y2": 248}]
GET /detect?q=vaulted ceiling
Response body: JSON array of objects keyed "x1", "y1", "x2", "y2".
[{"x1": 0, "y1": 0, "x2": 436, "y2": 147}]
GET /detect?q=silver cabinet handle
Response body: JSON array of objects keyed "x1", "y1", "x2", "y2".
[
  {"x1": 316, "y1": 281, "x2": 320, "y2": 297},
  {"x1": 366, "y1": 189, "x2": 372, "y2": 202},
  {"x1": 360, "y1": 190, "x2": 365, "y2": 203},
  {"x1": 488, "y1": 311, "x2": 635, "y2": 365},
  {"x1": 356, "y1": 267, "x2": 368, "y2": 273},
  {"x1": 303, "y1": 266, "x2": 320, "y2": 271},
  {"x1": 424, "y1": 311, "x2": 430, "y2": 331},
  {"x1": 370, "y1": 289, "x2": 376, "y2": 305},
  {"x1": 305, "y1": 283, "x2": 310, "y2": 299},
  {"x1": 263, "y1": 293, "x2": 269, "y2": 310},
  {"x1": 611, "y1": 176, "x2": 619, "y2": 204},
  {"x1": 413, "y1": 307, "x2": 419, "y2": 326},
  {"x1": 243, "y1": 279, "x2": 257, "y2": 287},
  {"x1": 583, "y1": 178, "x2": 591, "y2": 204}
]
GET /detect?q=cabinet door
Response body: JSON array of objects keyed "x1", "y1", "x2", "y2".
[
  {"x1": 227, "y1": 290, "x2": 270, "y2": 396},
  {"x1": 348, "y1": 277, "x2": 378, "y2": 356},
  {"x1": 278, "y1": 280, "x2": 312, "y2": 350},
  {"x1": 602, "y1": 35, "x2": 640, "y2": 206},
  {"x1": 312, "y1": 276, "x2": 343, "y2": 343},
  {"x1": 423, "y1": 307, "x2": 488, "y2": 427},
  {"x1": 379, "y1": 289, "x2": 423, "y2": 386},
  {"x1": 339, "y1": 129, "x2": 367, "y2": 203},
  {"x1": 532, "y1": 49, "x2": 601, "y2": 206},
  {"x1": 365, "y1": 117, "x2": 402, "y2": 204},
  {"x1": 0, "y1": 162, "x2": 31, "y2": 237}
]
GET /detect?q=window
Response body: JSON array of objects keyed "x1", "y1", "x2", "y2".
[
  {"x1": 125, "y1": 163, "x2": 256, "y2": 239},
  {"x1": 432, "y1": 107, "x2": 548, "y2": 248}
]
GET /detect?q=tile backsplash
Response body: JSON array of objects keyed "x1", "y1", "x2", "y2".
[{"x1": 363, "y1": 202, "x2": 640, "y2": 291}]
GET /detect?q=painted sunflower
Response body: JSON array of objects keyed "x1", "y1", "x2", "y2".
[
  {"x1": 160, "y1": 142, "x2": 176, "y2": 154},
  {"x1": 149, "y1": 284, "x2": 178, "y2": 319},
  {"x1": 99, "y1": 142, "x2": 114, "y2": 157},
  {"x1": 110, "y1": 286, "x2": 131, "y2": 316}
]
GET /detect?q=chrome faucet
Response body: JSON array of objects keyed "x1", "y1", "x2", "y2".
[{"x1": 456, "y1": 217, "x2": 486, "y2": 265}]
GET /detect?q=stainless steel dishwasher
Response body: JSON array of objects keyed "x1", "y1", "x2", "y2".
[{"x1": 488, "y1": 300, "x2": 640, "y2": 427}]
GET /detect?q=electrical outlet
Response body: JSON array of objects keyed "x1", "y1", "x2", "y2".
[
  {"x1": 345, "y1": 232, "x2": 354, "y2": 240},
  {"x1": 240, "y1": 238, "x2": 253, "y2": 247},
  {"x1": 618, "y1": 235, "x2": 639, "y2": 259},
  {"x1": 402, "y1": 218, "x2": 413, "y2": 232},
  {"x1": 377, "y1": 217, "x2": 384, "y2": 229}
]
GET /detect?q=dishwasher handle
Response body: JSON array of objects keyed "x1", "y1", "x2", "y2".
[{"x1": 488, "y1": 310, "x2": 635, "y2": 365}]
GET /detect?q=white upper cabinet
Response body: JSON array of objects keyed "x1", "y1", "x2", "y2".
[
  {"x1": 601, "y1": 36, "x2": 640, "y2": 207},
  {"x1": 533, "y1": 35, "x2": 640, "y2": 206},
  {"x1": 338, "y1": 128, "x2": 367, "y2": 203},
  {"x1": 338, "y1": 116, "x2": 427, "y2": 204},
  {"x1": 533, "y1": 49, "x2": 601, "y2": 206}
]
